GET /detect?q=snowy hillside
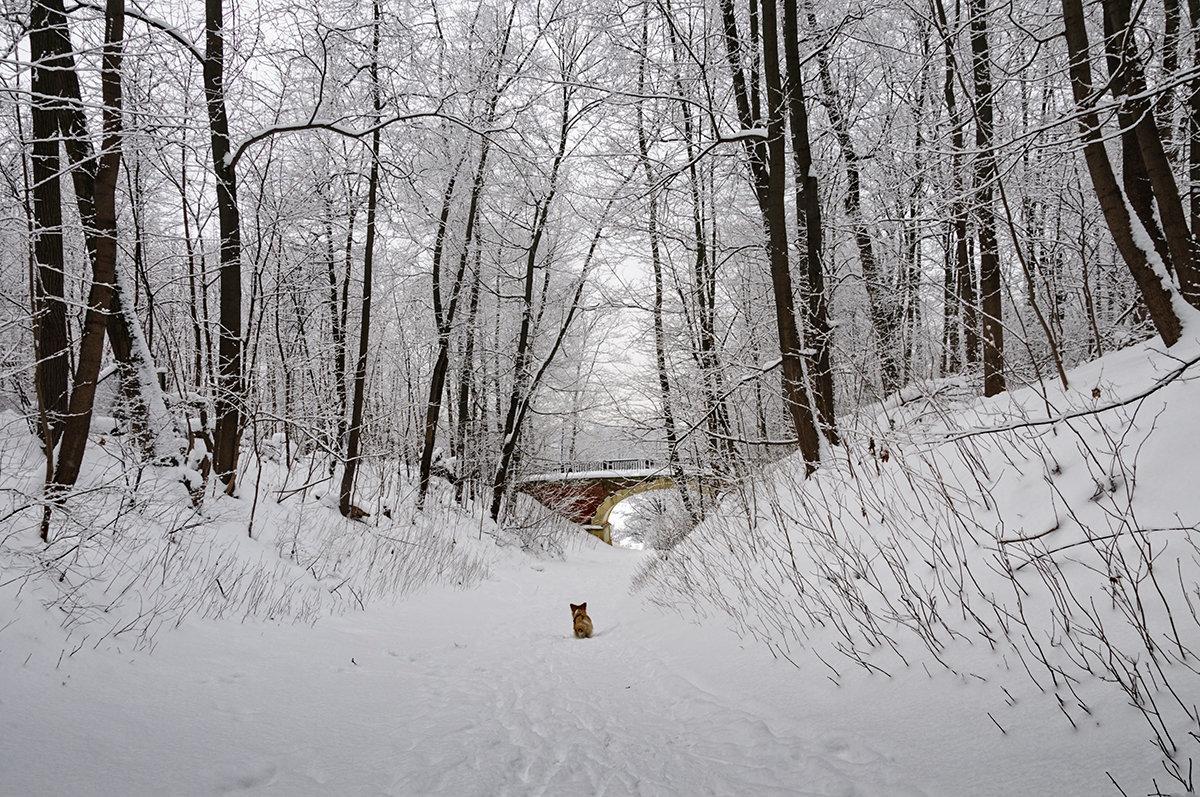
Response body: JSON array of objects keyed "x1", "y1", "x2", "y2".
[{"x1": 637, "y1": 332, "x2": 1200, "y2": 796}]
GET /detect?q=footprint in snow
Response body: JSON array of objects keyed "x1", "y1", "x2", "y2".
[{"x1": 215, "y1": 762, "x2": 278, "y2": 793}]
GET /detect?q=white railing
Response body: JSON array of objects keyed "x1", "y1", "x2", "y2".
[{"x1": 559, "y1": 459, "x2": 659, "y2": 474}]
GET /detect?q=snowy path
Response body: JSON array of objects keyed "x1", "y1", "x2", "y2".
[
  {"x1": 3, "y1": 541, "x2": 929, "y2": 796},
  {"x1": 1, "y1": 538, "x2": 1152, "y2": 795}
]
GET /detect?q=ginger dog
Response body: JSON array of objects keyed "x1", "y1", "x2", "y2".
[{"x1": 570, "y1": 602, "x2": 593, "y2": 639}]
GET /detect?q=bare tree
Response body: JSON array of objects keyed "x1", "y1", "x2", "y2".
[
  {"x1": 338, "y1": 0, "x2": 382, "y2": 519},
  {"x1": 46, "y1": 0, "x2": 126, "y2": 504},
  {"x1": 1061, "y1": 0, "x2": 1188, "y2": 345},
  {"x1": 967, "y1": 0, "x2": 1005, "y2": 396},
  {"x1": 718, "y1": 0, "x2": 822, "y2": 471}
]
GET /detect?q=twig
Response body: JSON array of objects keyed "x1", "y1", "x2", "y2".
[{"x1": 944, "y1": 353, "x2": 1200, "y2": 442}]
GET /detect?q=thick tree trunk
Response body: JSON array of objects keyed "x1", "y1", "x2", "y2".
[
  {"x1": 50, "y1": 0, "x2": 125, "y2": 495},
  {"x1": 1061, "y1": 0, "x2": 1185, "y2": 345},
  {"x1": 36, "y1": 0, "x2": 173, "y2": 464},
  {"x1": 788, "y1": 0, "x2": 838, "y2": 442},
  {"x1": 968, "y1": 0, "x2": 1005, "y2": 396},
  {"x1": 760, "y1": 0, "x2": 821, "y2": 468},
  {"x1": 28, "y1": 0, "x2": 71, "y2": 443},
  {"x1": 204, "y1": 0, "x2": 245, "y2": 489},
  {"x1": 1102, "y1": 0, "x2": 1200, "y2": 307},
  {"x1": 718, "y1": 0, "x2": 821, "y2": 471}
]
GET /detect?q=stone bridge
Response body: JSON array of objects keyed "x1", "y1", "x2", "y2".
[{"x1": 518, "y1": 459, "x2": 716, "y2": 544}]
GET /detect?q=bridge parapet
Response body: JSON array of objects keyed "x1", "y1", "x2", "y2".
[{"x1": 524, "y1": 459, "x2": 664, "y2": 482}]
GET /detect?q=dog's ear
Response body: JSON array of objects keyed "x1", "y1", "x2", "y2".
[
  {"x1": 579, "y1": 602, "x2": 586, "y2": 611},
  {"x1": 570, "y1": 603, "x2": 579, "y2": 611}
]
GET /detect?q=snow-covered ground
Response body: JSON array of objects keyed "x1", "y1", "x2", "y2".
[
  {"x1": 0, "y1": 533, "x2": 1159, "y2": 796},
  {"x1": 3, "y1": 334, "x2": 1199, "y2": 795}
]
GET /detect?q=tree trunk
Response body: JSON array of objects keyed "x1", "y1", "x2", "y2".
[
  {"x1": 489, "y1": 87, "x2": 571, "y2": 522},
  {"x1": 933, "y1": 0, "x2": 978, "y2": 372},
  {"x1": 50, "y1": 0, "x2": 126, "y2": 495},
  {"x1": 339, "y1": 0, "x2": 382, "y2": 519},
  {"x1": 1061, "y1": 0, "x2": 1185, "y2": 345},
  {"x1": 204, "y1": 0, "x2": 245, "y2": 489},
  {"x1": 453, "y1": 247, "x2": 482, "y2": 504},
  {"x1": 1102, "y1": 0, "x2": 1200, "y2": 307},
  {"x1": 662, "y1": 0, "x2": 737, "y2": 469},
  {"x1": 788, "y1": 0, "x2": 838, "y2": 442},
  {"x1": 760, "y1": 0, "x2": 821, "y2": 466},
  {"x1": 804, "y1": 0, "x2": 895, "y2": 398},
  {"x1": 638, "y1": 8, "x2": 698, "y2": 521},
  {"x1": 718, "y1": 0, "x2": 821, "y2": 471},
  {"x1": 417, "y1": 15, "x2": 513, "y2": 508},
  {"x1": 417, "y1": 168, "x2": 462, "y2": 507},
  {"x1": 968, "y1": 0, "x2": 1005, "y2": 396},
  {"x1": 1189, "y1": 0, "x2": 1200, "y2": 242},
  {"x1": 28, "y1": 0, "x2": 71, "y2": 444},
  {"x1": 321, "y1": 185, "x2": 347, "y2": 458}
]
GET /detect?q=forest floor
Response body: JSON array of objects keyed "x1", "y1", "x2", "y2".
[{"x1": 1, "y1": 528, "x2": 1155, "y2": 796}]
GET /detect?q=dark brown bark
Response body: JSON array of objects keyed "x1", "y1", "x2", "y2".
[
  {"x1": 968, "y1": 0, "x2": 1005, "y2": 396},
  {"x1": 204, "y1": 0, "x2": 245, "y2": 489},
  {"x1": 38, "y1": 0, "x2": 162, "y2": 456},
  {"x1": 788, "y1": 0, "x2": 838, "y2": 442},
  {"x1": 760, "y1": 0, "x2": 821, "y2": 468},
  {"x1": 417, "y1": 168, "x2": 462, "y2": 507},
  {"x1": 1061, "y1": 0, "x2": 1184, "y2": 345},
  {"x1": 1102, "y1": 0, "x2": 1200, "y2": 307},
  {"x1": 51, "y1": 0, "x2": 125, "y2": 494},
  {"x1": 338, "y1": 0, "x2": 382, "y2": 519},
  {"x1": 28, "y1": 1, "x2": 71, "y2": 443},
  {"x1": 1098, "y1": 9, "x2": 1174, "y2": 279},
  {"x1": 719, "y1": 0, "x2": 820, "y2": 470}
]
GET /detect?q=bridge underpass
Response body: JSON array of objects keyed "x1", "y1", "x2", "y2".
[{"x1": 518, "y1": 459, "x2": 718, "y2": 544}]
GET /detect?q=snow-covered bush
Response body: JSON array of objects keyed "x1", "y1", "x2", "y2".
[
  {"x1": 0, "y1": 422, "x2": 493, "y2": 653},
  {"x1": 498, "y1": 491, "x2": 586, "y2": 556}
]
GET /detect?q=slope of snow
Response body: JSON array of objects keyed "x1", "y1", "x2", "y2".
[{"x1": 637, "y1": 333, "x2": 1200, "y2": 796}]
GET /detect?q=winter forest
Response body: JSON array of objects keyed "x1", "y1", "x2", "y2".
[{"x1": 5, "y1": 0, "x2": 1200, "y2": 793}]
